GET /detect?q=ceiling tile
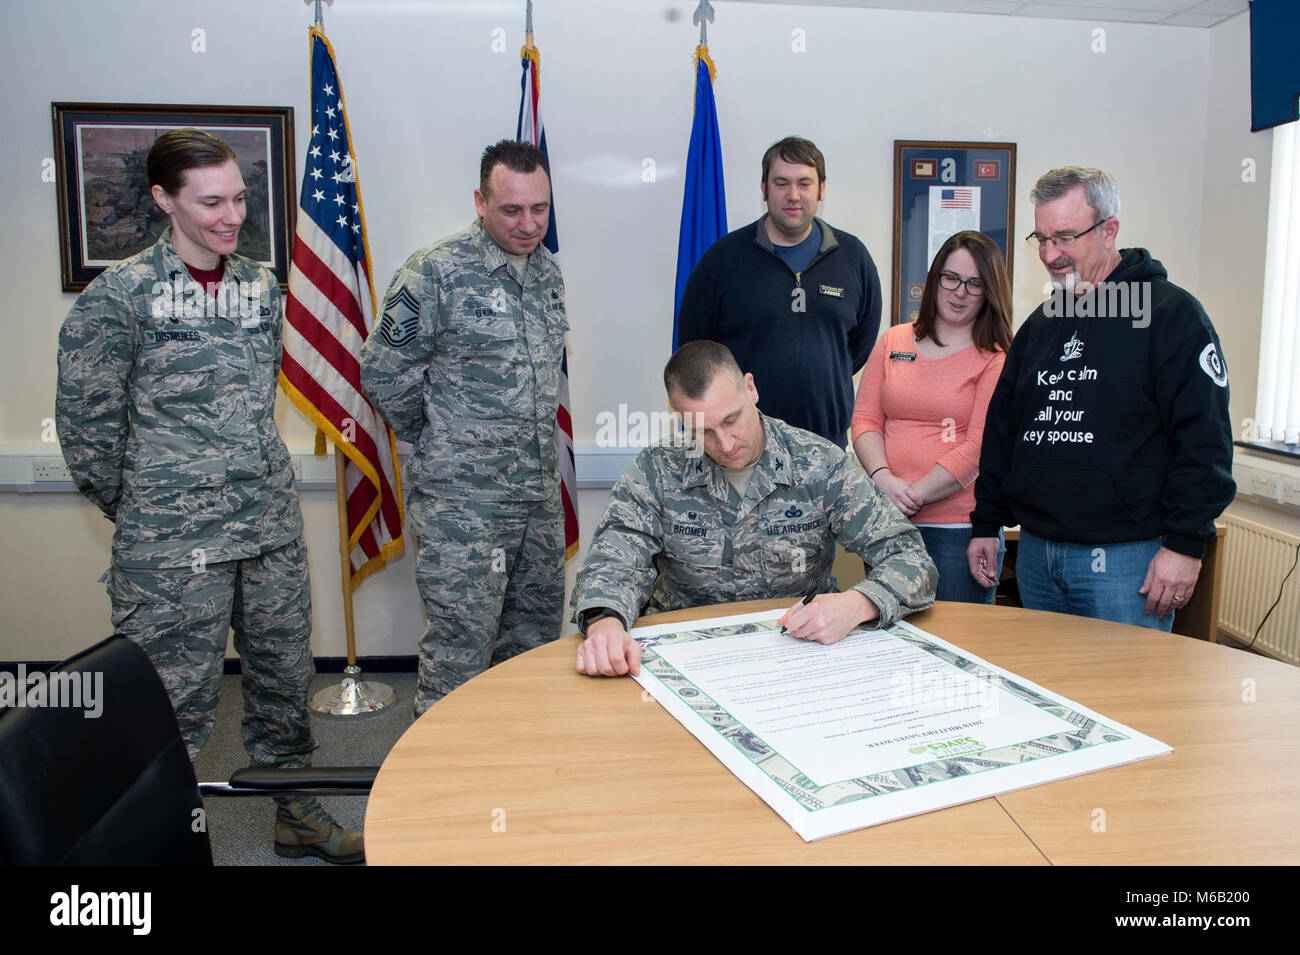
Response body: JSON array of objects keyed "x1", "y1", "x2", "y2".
[
  {"x1": 1162, "y1": 12, "x2": 1233, "y2": 25},
  {"x1": 1012, "y1": 3, "x2": 1169, "y2": 22},
  {"x1": 1188, "y1": 0, "x2": 1249, "y2": 14},
  {"x1": 723, "y1": 0, "x2": 1247, "y2": 28}
]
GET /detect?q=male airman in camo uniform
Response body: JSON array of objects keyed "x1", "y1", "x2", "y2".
[
  {"x1": 573, "y1": 341, "x2": 937, "y2": 677},
  {"x1": 57, "y1": 129, "x2": 360, "y2": 864},
  {"x1": 360, "y1": 140, "x2": 568, "y2": 715}
]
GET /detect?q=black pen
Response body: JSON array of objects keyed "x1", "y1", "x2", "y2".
[{"x1": 779, "y1": 584, "x2": 821, "y2": 635}]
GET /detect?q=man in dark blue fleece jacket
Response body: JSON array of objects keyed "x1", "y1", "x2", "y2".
[
  {"x1": 676, "y1": 137, "x2": 881, "y2": 448},
  {"x1": 968, "y1": 166, "x2": 1235, "y2": 631}
]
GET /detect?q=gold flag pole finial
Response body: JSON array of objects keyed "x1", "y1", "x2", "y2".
[{"x1": 521, "y1": 0, "x2": 539, "y2": 69}]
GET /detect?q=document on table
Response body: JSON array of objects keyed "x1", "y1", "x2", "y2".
[{"x1": 630, "y1": 610, "x2": 1171, "y2": 842}]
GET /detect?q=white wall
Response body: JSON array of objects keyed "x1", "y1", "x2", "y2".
[{"x1": 0, "y1": 0, "x2": 1254, "y2": 661}]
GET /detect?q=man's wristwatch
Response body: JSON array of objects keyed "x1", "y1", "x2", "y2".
[{"x1": 579, "y1": 607, "x2": 626, "y2": 634}]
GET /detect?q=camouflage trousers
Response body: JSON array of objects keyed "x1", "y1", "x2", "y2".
[
  {"x1": 408, "y1": 490, "x2": 565, "y2": 716},
  {"x1": 105, "y1": 537, "x2": 315, "y2": 767}
]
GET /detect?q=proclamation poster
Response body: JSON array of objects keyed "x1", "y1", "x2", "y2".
[{"x1": 630, "y1": 610, "x2": 1171, "y2": 842}]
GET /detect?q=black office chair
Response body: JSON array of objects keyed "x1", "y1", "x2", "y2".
[{"x1": 0, "y1": 635, "x2": 375, "y2": 866}]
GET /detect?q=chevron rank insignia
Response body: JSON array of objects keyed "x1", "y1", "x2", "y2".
[{"x1": 379, "y1": 286, "x2": 421, "y2": 348}]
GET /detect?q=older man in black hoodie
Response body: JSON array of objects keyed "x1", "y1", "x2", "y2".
[{"x1": 967, "y1": 167, "x2": 1234, "y2": 631}]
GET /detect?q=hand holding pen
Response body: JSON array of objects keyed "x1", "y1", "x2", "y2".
[
  {"x1": 778, "y1": 585, "x2": 821, "y2": 635},
  {"x1": 778, "y1": 584, "x2": 880, "y2": 645}
]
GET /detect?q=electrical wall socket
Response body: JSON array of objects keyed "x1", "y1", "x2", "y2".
[
  {"x1": 1282, "y1": 475, "x2": 1300, "y2": 508},
  {"x1": 1236, "y1": 464, "x2": 1281, "y2": 502},
  {"x1": 32, "y1": 458, "x2": 72, "y2": 482}
]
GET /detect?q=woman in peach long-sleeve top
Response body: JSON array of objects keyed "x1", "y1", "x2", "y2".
[{"x1": 852, "y1": 231, "x2": 1013, "y2": 603}]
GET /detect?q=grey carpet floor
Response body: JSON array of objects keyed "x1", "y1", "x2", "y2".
[{"x1": 191, "y1": 670, "x2": 417, "y2": 866}]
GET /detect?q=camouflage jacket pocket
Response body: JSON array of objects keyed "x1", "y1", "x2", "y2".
[
  {"x1": 544, "y1": 298, "x2": 569, "y2": 335},
  {"x1": 443, "y1": 318, "x2": 523, "y2": 408},
  {"x1": 433, "y1": 416, "x2": 539, "y2": 493},
  {"x1": 446, "y1": 415, "x2": 528, "y2": 447},
  {"x1": 133, "y1": 336, "x2": 218, "y2": 416},
  {"x1": 664, "y1": 516, "x2": 725, "y2": 568},
  {"x1": 761, "y1": 522, "x2": 828, "y2": 588},
  {"x1": 249, "y1": 328, "x2": 281, "y2": 410},
  {"x1": 660, "y1": 520, "x2": 726, "y2": 609},
  {"x1": 129, "y1": 343, "x2": 237, "y2": 486}
]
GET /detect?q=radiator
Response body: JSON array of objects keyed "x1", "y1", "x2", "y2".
[{"x1": 1218, "y1": 514, "x2": 1300, "y2": 665}]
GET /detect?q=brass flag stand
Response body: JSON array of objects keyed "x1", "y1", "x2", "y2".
[{"x1": 310, "y1": 449, "x2": 396, "y2": 715}]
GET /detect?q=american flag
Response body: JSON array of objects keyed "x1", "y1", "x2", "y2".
[
  {"x1": 940, "y1": 188, "x2": 974, "y2": 209},
  {"x1": 279, "y1": 26, "x2": 403, "y2": 586},
  {"x1": 518, "y1": 37, "x2": 579, "y2": 561}
]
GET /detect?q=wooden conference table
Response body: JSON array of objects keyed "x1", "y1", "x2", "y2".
[{"x1": 365, "y1": 600, "x2": 1300, "y2": 865}]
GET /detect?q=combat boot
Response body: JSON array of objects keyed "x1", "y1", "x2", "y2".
[{"x1": 274, "y1": 796, "x2": 365, "y2": 865}]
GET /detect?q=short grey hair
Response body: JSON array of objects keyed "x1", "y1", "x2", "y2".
[{"x1": 1030, "y1": 166, "x2": 1120, "y2": 221}]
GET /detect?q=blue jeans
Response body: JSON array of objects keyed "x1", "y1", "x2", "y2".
[
  {"x1": 1014, "y1": 531, "x2": 1173, "y2": 631},
  {"x1": 918, "y1": 526, "x2": 1002, "y2": 605}
]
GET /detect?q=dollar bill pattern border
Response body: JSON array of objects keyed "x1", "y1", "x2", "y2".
[{"x1": 638, "y1": 617, "x2": 1131, "y2": 814}]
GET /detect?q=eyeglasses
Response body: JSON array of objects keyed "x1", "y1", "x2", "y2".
[
  {"x1": 1025, "y1": 218, "x2": 1111, "y2": 250},
  {"x1": 937, "y1": 271, "x2": 985, "y2": 294}
]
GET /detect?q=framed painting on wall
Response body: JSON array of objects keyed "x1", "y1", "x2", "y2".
[{"x1": 52, "y1": 102, "x2": 295, "y2": 292}]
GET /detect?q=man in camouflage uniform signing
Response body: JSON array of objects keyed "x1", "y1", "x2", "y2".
[
  {"x1": 361, "y1": 140, "x2": 569, "y2": 714},
  {"x1": 573, "y1": 340, "x2": 937, "y2": 677},
  {"x1": 57, "y1": 129, "x2": 361, "y2": 863}
]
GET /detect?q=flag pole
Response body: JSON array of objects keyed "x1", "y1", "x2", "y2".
[
  {"x1": 305, "y1": 0, "x2": 329, "y2": 29},
  {"x1": 299, "y1": 8, "x2": 395, "y2": 716},
  {"x1": 335, "y1": 446, "x2": 357, "y2": 663},
  {"x1": 309, "y1": 446, "x2": 394, "y2": 715}
]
